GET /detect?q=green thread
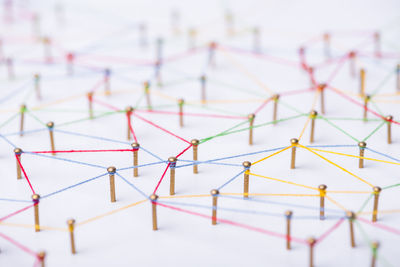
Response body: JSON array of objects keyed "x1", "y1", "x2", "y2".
[
  {"x1": 362, "y1": 121, "x2": 386, "y2": 142},
  {"x1": 320, "y1": 116, "x2": 359, "y2": 142}
]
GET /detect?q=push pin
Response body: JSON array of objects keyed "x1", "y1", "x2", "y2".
[
  {"x1": 386, "y1": 115, "x2": 393, "y2": 144},
  {"x1": 87, "y1": 92, "x2": 94, "y2": 119},
  {"x1": 155, "y1": 60, "x2": 162, "y2": 86},
  {"x1": 188, "y1": 28, "x2": 197, "y2": 49},
  {"x1": 225, "y1": 10, "x2": 234, "y2": 36},
  {"x1": 360, "y1": 68, "x2": 366, "y2": 97},
  {"x1": 211, "y1": 189, "x2": 219, "y2": 225},
  {"x1": 318, "y1": 84, "x2": 326, "y2": 114},
  {"x1": 66, "y1": 53, "x2": 74, "y2": 75},
  {"x1": 308, "y1": 237, "x2": 316, "y2": 267},
  {"x1": 396, "y1": 64, "x2": 400, "y2": 91},
  {"x1": 104, "y1": 68, "x2": 111, "y2": 95},
  {"x1": 253, "y1": 27, "x2": 260, "y2": 53},
  {"x1": 200, "y1": 75, "x2": 207, "y2": 104},
  {"x1": 34, "y1": 74, "x2": 41, "y2": 100},
  {"x1": 19, "y1": 104, "x2": 26, "y2": 137},
  {"x1": 169, "y1": 157, "x2": 177, "y2": 195},
  {"x1": 208, "y1": 42, "x2": 217, "y2": 67},
  {"x1": 32, "y1": 194, "x2": 40, "y2": 232},
  {"x1": 358, "y1": 141, "x2": 367, "y2": 168},
  {"x1": 131, "y1": 143, "x2": 140, "y2": 177},
  {"x1": 349, "y1": 51, "x2": 356, "y2": 77},
  {"x1": 46, "y1": 122, "x2": 56, "y2": 155},
  {"x1": 290, "y1": 138, "x2": 299, "y2": 169},
  {"x1": 272, "y1": 94, "x2": 279, "y2": 123},
  {"x1": 346, "y1": 211, "x2": 356, "y2": 248},
  {"x1": 144, "y1": 81, "x2": 152, "y2": 111},
  {"x1": 14, "y1": 148, "x2": 22, "y2": 179},
  {"x1": 139, "y1": 23, "x2": 148, "y2": 48},
  {"x1": 285, "y1": 210, "x2": 293, "y2": 250},
  {"x1": 126, "y1": 106, "x2": 134, "y2": 140},
  {"x1": 372, "y1": 186, "x2": 381, "y2": 222},
  {"x1": 37, "y1": 251, "x2": 46, "y2": 267},
  {"x1": 191, "y1": 139, "x2": 199, "y2": 174},
  {"x1": 374, "y1": 32, "x2": 381, "y2": 57},
  {"x1": 67, "y1": 219, "x2": 76, "y2": 254},
  {"x1": 310, "y1": 110, "x2": 318, "y2": 143},
  {"x1": 318, "y1": 184, "x2": 327, "y2": 220},
  {"x1": 150, "y1": 194, "x2": 158, "y2": 230},
  {"x1": 178, "y1": 99, "x2": 184, "y2": 127},
  {"x1": 242, "y1": 161, "x2": 251, "y2": 198},
  {"x1": 107, "y1": 166, "x2": 116, "y2": 202},
  {"x1": 6, "y1": 58, "x2": 14, "y2": 80},
  {"x1": 248, "y1": 114, "x2": 255, "y2": 145},
  {"x1": 363, "y1": 95, "x2": 370, "y2": 121},
  {"x1": 156, "y1": 38, "x2": 163, "y2": 63},
  {"x1": 42, "y1": 36, "x2": 52, "y2": 62},
  {"x1": 323, "y1": 32, "x2": 331, "y2": 58},
  {"x1": 371, "y1": 241, "x2": 379, "y2": 267}
]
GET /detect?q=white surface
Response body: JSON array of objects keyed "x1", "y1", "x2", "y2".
[{"x1": 0, "y1": 0, "x2": 400, "y2": 266}]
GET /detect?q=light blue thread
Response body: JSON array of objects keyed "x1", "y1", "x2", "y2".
[
  {"x1": 0, "y1": 198, "x2": 31, "y2": 203},
  {"x1": 115, "y1": 172, "x2": 148, "y2": 198},
  {"x1": 158, "y1": 200, "x2": 343, "y2": 220},
  {"x1": 3, "y1": 127, "x2": 48, "y2": 136},
  {"x1": 54, "y1": 129, "x2": 131, "y2": 145},
  {"x1": 0, "y1": 81, "x2": 32, "y2": 104},
  {"x1": 306, "y1": 144, "x2": 358, "y2": 148},
  {"x1": 0, "y1": 134, "x2": 17, "y2": 148},
  {"x1": 41, "y1": 172, "x2": 108, "y2": 199},
  {"x1": 218, "y1": 169, "x2": 246, "y2": 190},
  {"x1": 175, "y1": 160, "x2": 242, "y2": 168},
  {"x1": 24, "y1": 152, "x2": 106, "y2": 169},
  {"x1": 140, "y1": 146, "x2": 165, "y2": 162},
  {"x1": 116, "y1": 161, "x2": 166, "y2": 171},
  {"x1": 366, "y1": 147, "x2": 400, "y2": 162}
]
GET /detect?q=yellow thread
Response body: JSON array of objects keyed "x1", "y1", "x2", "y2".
[
  {"x1": 77, "y1": 199, "x2": 147, "y2": 226},
  {"x1": 358, "y1": 209, "x2": 400, "y2": 215},
  {"x1": 298, "y1": 144, "x2": 374, "y2": 187},
  {"x1": 326, "y1": 190, "x2": 371, "y2": 194},
  {"x1": 252, "y1": 145, "x2": 293, "y2": 165},
  {"x1": 220, "y1": 193, "x2": 320, "y2": 197},
  {"x1": 326, "y1": 195, "x2": 348, "y2": 212},
  {"x1": 248, "y1": 172, "x2": 319, "y2": 191},
  {"x1": 0, "y1": 222, "x2": 68, "y2": 231},
  {"x1": 308, "y1": 147, "x2": 400, "y2": 166}
]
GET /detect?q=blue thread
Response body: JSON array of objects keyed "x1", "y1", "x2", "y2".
[
  {"x1": 24, "y1": 152, "x2": 106, "y2": 169},
  {"x1": 115, "y1": 172, "x2": 148, "y2": 198},
  {"x1": 158, "y1": 200, "x2": 344, "y2": 220},
  {"x1": 0, "y1": 198, "x2": 31, "y2": 203},
  {"x1": 217, "y1": 169, "x2": 246, "y2": 190},
  {"x1": 176, "y1": 159, "x2": 242, "y2": 168},
  {"x1": 366, "y1": 147, "x2": 400, "y2": 162},
  {"x1": 116, "y1": 161, "x2": 166, "y2": 171},
  {"x1": 41, "y1": 172, "x2": 108, "y2": 199},
  {"x1": 3, "y1": 127, "x2": 48, "y2": 137},
  {"x1": 54, "y1": 129, "x2": 131, "y2": 145},
  {"x1": 140, "y1": 146, "x2": 165, "y2": 162},
  {"x1": 0, "y1": 81, "x2": 32, "y2": 104},
  {"x1": 306, "y1": 144, "x2": 358, "y2": 148},
  {"x1": 0, "y1": 134, "x2": 17, "y2": 148}
]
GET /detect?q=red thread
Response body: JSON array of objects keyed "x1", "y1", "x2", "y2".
[
  {"x1": 31, "y1": 149, "x2": 136, "y2": 154},
  {"x1": 358, "y1": 217, "x2": 400, "y2": 235},
  {"x1": 153, "y1": 163, "x2": 171, "y2": 194},
  {"x1": 0, "y1": 232, "x2": 38, "y2": 258},
  {"x1": 0, "y1": 203, "x2": 36, "y2": 222},
  {"x1": 127, "y1": 112, "x2": 138, "y2": 143},
  {"x1": 315, "y1": 218, "x2": 345, "y2": 244},
  {"x1": 279, "y1": 87, "x2": 314, "y2": 97},
  {"x1": 133, "y1": 113, "x2": 190, "y2": 144},
  {"x1": 176, "y1": 144, "x2": 193, "y2": 159},
  {"x1": 253, "y1": 98, "x2": 271, "y2": 114},
  {"x1": 156, "y1": 202, "x2": 308, "y2": 244},
  {"x1": 15, "y1": 155, "x2": 36, "y2": 194},
  {"x1": 91, "y1": 98, "x2": 120, "y2": 112}
]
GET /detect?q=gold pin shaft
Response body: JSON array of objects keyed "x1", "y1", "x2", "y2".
[
  {"x1": 360, "y1": 69, "x2": 365, "y2": 97},
  {"x1": 152, "y1": 201, "x2": 158, "y2": 230},
  {"x1": 193, "y1": 145, "x2": 198, "y2": 174},
  {"x1": 16, "y1": 155, "x2": 22, "y2": 179},
  {"x1": 179, "y1": 104, "x2": 183, "y2": 127},
  {"x1": 170, "y1": 166, "x2": 176, "y2": 195},
  {"x1": 320, "y1": 88, "x2": 325, "y2": 115},
  {"x1": 212, "y1": 195, "x2": 218, "y2": 225},
  {"x1": 359, "y1": 147, "x2": 365, "y2": 168},
  {"x1": 290, "y1": 146, "x2": 296, "y2": 169},
  {"x1": 109, "y1": 173, "x2": 116, "y2": 202},
  {"x1": 387, "y1": 121, "x2": 392, "y2": 144},
  {"x1": 20, "y1": 108, "x2": 25, "y2": 137},
  {"x1": 133, "y1": 150, "x2": 138, "y2": 177},
  {"x1": 68, "y1": 224, "x2": 76, "y2": 254},
  {"x1": 319, "y1": 193, "x2": 325, "y2": 220},
  {"x1": 49, "y1": 130, "x2": 55, "y2": 156},
  {"x1": 243, "y1": 170, "x2": 249, "y2": 198},
  {"x1": 249, "y1": 118, "x2": 254, "y2": 145},
  {"x1": 349, "y1": 219, "x2": 356, "y2": 248},
  {"x1": 34, "y1": 202, "x2": 40, "y2": 232},
  {"x1": 286, "y1": 217, "x2": 291, "y2": 250},
  {"x1": 310, "y1": 117, "x2": 316, "y2": 143},
  {"x1": 273, "y1": 96, "x2": 279, "y2": 123},
  {"x1": 372, "y1": 192, "x2": 380, "y2": 222},
  {"x1": 309, "y1": 243, "x2": 314, "y2": 267}
]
